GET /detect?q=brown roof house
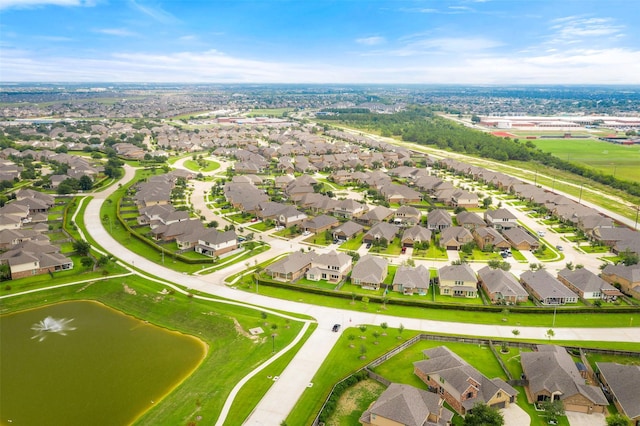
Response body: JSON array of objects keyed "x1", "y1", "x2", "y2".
[
  {"x1": 456, "y1": 211, "x2": 486, "y2": 230},
  {"x1": 521, "y1": 345, "x2": 608, "y2": 414},
  {"x1": 477, "y1": 266, "x2": 528, "y2": 305},
  {"x1": 596, "y1": 362, "x2": 640, "y2": 425},
  {"x1": 473, "y1": 227, "x2": 511, "y2": 251},
  {"x1": 301, "y1": 215, "x2": 340, "y2": 234},
  {"x1": 601, "y1": 264, "x2": 640, "y2": 299},
  {"x1": 359, "y1": 383, "x2": 454, "y2": 426},
  {"x1": 363, "y1": 222, "x2": 400, "y2": 245},
  {"x1": 427, "y1": 209, "x2": 452, "y2": 231},
  {"x1": 306, "y1": 250, "x2": 352, "y2": 283},
  {"x1": 502, "y1": 227, "x2": 540, "y2": 251},
  {"x1": 437, "y1": 263, "x2": 477, "y2": 298},
  {"x1": 332, "y1": 221, "x2": 364, "y2": 242},
  {"x1": 265, "y1": 251, "x2": 315, "y2": 282},
  {"x1": 394, "y1": 205, "x2": 422, "y2": 226},
  {"x1": 350, "y1": 254, "x2": 388, "y2": 290},
  {"x1": 438, "y1": 226, "x2": 473, "y2": 251},
  {"x1": 414, "y1": 346, "x2": 518, "y2": 415},
  {"x1": 360, "y1": 206, "x2": 395, "y2": 226},
  {"x1": 0, "y1": 241, "x2": 73, "y2": 280},
  {"x1": 194, "y1": 229, "x2": 238, "y2": 257},
  {"x1": 392, "y1": 265, "x2": 430, "y2": 296},
  {"x1": 401, "y1": 225, "x2": 432, "y2": 248}
]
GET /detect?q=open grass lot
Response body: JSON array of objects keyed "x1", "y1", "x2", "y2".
[
  {"x1": 247, "y1": 107, "x2": 294, "y2": 117},
  {"x1": 324, "y1": 378, "x2": 386, "y2": 426},
  {"x1": 183, "y1": 159, "x2": 220, "y2": 172},
  {"x1": 529, "y1": 137, "x2": 640, "y2": 184},
  {"x1": 338, "y1": 234, "x2": 364, "y2": 251},
  {"x1": 0, "y1": 275, "x2": 312, "y2": 426}
]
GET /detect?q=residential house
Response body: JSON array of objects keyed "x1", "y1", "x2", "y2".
[
  {"x1": 520, "y1": 269, "x2": 578, "y2": 305},
  {"x1": 557, "y1": 268, "x2": 622, "y2": 301},
  {"x1": 306, "y1": 250, "x2": 352, "y2": 282},
  {"x1": 502, "y1": 228, "x2": 540, "y2": 251},
  {"x1": 473, "y1": 227, "x2": 511, "y2": 251},
  {"x1": 437, "y1": 264, "x2": 477, "y2": 298},
  {"x1": 477, "y1": 266, "x2": 528, "y2": 304},
  {"x1": 427, "y1": 209, "x2": 452, "y2": 231},
  {"x1": 451, "y1": 189, "x2": 479, "y2": 208},
  {"x1": 194, "y1": 230, "x2": 237, "y2": 257},
  {"x1": 601, "y1": 264, "x2": 640, "y2": 299},
  {"x1": 0, "y1": 229, "x2": 49, "y2": 250},
  {"x1": 333, "y1": 199, "x2": 368, "y2": 219},
  {"x1": 359, "y1": 383, "x2": 454, "y2": 426},
  {"x1": 350, "y1": 255, "x2": 388, "y2": 290},
  {"x1": 363, "y1": 222, "x2": 400, "y2": 245},
  {"x1": 360, "y1": 206, "x2": 395, "y2": 226},
  {"x1": 414, "y1": 346, "x2": 518, "y2": 415},
  {"x1": 301, "y1": 215, "x2": 340, "y2": 234},
  {"x1": 521, "y1": 345, "x2": 608, "y2": 414},
  {"x1": 485, "y1": 208, "x2": 518, "y2": 230},
  {"x1": 332, "y1": 221, "x2": 364, "y2": 242},
  {"x1": 379, "y1": 183, "x2": 422, "y2": 204},
  {"x1": 456, "y1": 211, "x2": 486, "y2": 230},
  {"x1": 596, "y1": 362, "x2": 640, "y2": 425},
  {"x1": 265, "y1": 251, "x2": 315, "y2": 282},
  {"x1": 401, "y1": 225, "x2": 432, "y2": 248},
  {"x1": 152, "y1": 219, "x2": 205, "y2": 243},
  {"x1": 394, "y1": 205, "x2": 422, "y2": 226},
  {"x1": 439, "y1": 227, "x2": 473, "y2": 251},
  {"x1": 0, "y1": 241, "x2": 73, "y2": 280},
  {"x1": 392, "y1": 265, "x2": 430, "y2": 295}
]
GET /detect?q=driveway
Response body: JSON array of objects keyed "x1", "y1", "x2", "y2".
[
  {"x1": 566, "y1": 411, "x2": 606, "y2": 426},
  {"x1": 500, "y1": 404, "x2": 530, "y2": 426}
]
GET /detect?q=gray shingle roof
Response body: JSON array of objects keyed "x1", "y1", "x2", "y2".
[{"x1": 596, "y1": 362, "x2": 640, "y2": 419}]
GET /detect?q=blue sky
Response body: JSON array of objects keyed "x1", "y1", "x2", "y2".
[{"x1": 1, "y1": 0, "x2": 639, "y2": 84}]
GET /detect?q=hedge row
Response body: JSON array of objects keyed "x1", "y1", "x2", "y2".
[
  {"x1": 318, "y1": 370, "x2": 368, "y2": 423},
  {"x1": 255, "y1": 275, "x2": 640, "y2": 315}
]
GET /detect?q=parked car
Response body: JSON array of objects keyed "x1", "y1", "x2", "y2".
[
  {"x1": 556, "y1": 245, "x2": 563, "y2": 251},
  {"x1": 401, "y1": 247, "x2": 407, "y2": 254},
  {"x1": 537, "y1": 231, "x2": 546, "y2": 237},
  {"x1": 250, "y1": 218, "x2": 258, "y2": 222},
  {"x1": 332, "y1": 324, "x2": 341, "y2": 332},
  {"x1": 366, "y1": 243, "x2": 372, "y2": 249}
]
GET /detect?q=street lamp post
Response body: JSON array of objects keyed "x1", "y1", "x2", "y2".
[
  {"x1": 635, "y1": 206, "x2": 639, "y2": 230},
  {"x1": 578, "y1": 184, "x2": 584, "y2": 204},
  {"x1": 271, "y1": 334, "x2": 275, "y2": 353}
]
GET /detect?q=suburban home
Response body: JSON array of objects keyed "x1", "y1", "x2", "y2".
[
  {"x1": 360, "y1": 206, "x2": 395, "y2": 225},
  {"x1": 194, "y1": 229, "x2": 237, "y2": 257},
  {"x1": 363, "y1": 222, "x2": 400, "y2": 245},
  {"x1": 521, "y1": 345, "x2": 608, "y2": 414},
  {"x1": 301, "y1": 215, "x2": 340, "y2": 234},
  {"x1": 519, "y1": 269, "x2": 579, "y2": 305},
  {"x1": 138, "y1": 204, "x2": 189, "y2": 229},
  {"x1": 591, "y1": 227, "x2": 637, "y2": 247},
  {"x1": 437, "y1": 263, "x2": 477, "y2": 298},
  {"x1": 477, "y1": 266, "x2": 528, "y2": 304},
  {"x1": 414, "y1": 346, "x2": 518, "y2": 415},
  {"x1": 557, "y1": 268, "x2": 622, "y2": 301},
  {"x1": 394, "y1": 205, "x2": 422, "y2": 226},
  {"x1": 392, "y1": 265, "x2": 430, "y2": 295},
  {"x1": 379, "y1": 183, "x2": 422, "y2": 204},
  {"x1": 265, "y1": 251, "x2": 315, "y2": 282},
  {"x1": 601, "y1": 264, "x2": 640, "y2": 299},
  {"x1": 350, "y1": 254, "x2": 388, "y2": 290},
  {"x1": 276, "y1": 205, "x2": 308, "y2": 228},
  {"x1": 502, "y1": 227, "x2": 540, "y2": 251},
  {"x1": 456, "y1": 211, "x2": 486, "y2": 230},
  {"x1": 473, "y1": 227, "x2": 511, "y2": 251},
  {"x1": 333, "y1": 199, "x2": 368, "y2": 219},
  {"x1": 0, "y1": 229, "x2": 49, "y2": 250},
  {"x1": 484, "y1": 208, "x2": 518, "y2": 230},
  {"x1": 332, "y1": 221, "x2": 364, "y2": 242},
  {"x1": 359, "y1": 383, "x2": 454, "y2": 426},
  {"x1": 151, "y1": 219, "x2": 205, "y2": 242},
  {"x1": 596, "y1": 362, "x2": 640, "y2": 425},
  {"x1": 401, "y1": 225, "x2": 432, "y2": 248},
  {"x1": 0, "y1": 241, "x2": 73, "y2": 280},
  {"x1": 450, "y1": 189, "x2": 479, "y2": 208},
  {"x1": 306, "y1": 250, "x2": 352, "y2": 283},
  {"x1": 427, "y1": 209, "x2": 452, "y2": 231},
  {"x1": 438, "y1": 226, "x2": 473, "y2": 250}
]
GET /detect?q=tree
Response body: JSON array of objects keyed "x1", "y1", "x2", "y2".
[
  {"x1": 619, "y1": 249, "x2": 639, "y2": 266},
  {"x1": 79, "y1": 175, "x2": 93, "y2": 191},
  {"x1": 545, "y1": 329, "x2": 555, "y2": 341},
  {"x1": 606, "y1": 414, "x2": 631, "y2": 426},
  {"x1": 463, "y1": 402, "x2": 504, "y2": 426},
  {"x1": 72, "y1": 240, "x2": 91, "y2": 256},
  {"x1": 540, "y1": 400, "x2": 564, "y2": 423},
  {"x1": 80, "y1": 257, "x2": 94, "y2": 268},
  {"x1": 512, "y1": 329, "x2": 520, "y2": 337}
]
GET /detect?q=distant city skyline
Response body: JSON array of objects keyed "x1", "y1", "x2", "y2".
[{"x1": 1, "y1": 0, "x2": 639, "y2": 84}]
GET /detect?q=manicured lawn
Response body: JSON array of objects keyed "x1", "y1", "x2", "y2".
[
  {"x1": 579, "y1": 244, "x2": 610, "y2": 254},
  {"x1": 247, "y1": 222, "x2": 271, "y2": 232},
  {"x1": 460, "y1": 248, "x2": 503, "y2": 262},
  {"x1": 182, "y1": 159, "x2": 220, "y2": 172},
  {"x1": 432, "y1": 290, "x2": 485, "y2": 305},
  {"x1": 307, "y1": 233, "x2": 333, "y2": 246},
  {"x1": 339, "y1": 234, "x2": 364, "y2": 251},
  {"x1": 412, "y1": 245, "x2": 448, "y2": 260},
  {"x1": 511, "y1": 248, "x2": 528, "y2": 262}
]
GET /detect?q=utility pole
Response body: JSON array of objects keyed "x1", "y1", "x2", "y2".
[{"x1": 578, "y1": 184, "x2": 584, "y2": 204}]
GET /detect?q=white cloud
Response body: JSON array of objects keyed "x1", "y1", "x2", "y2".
[
  {"x1": 129, "y1": 0, "x2": 179, "y2": 24},
  {"x1": 356, "y1": 36, "x2": 385, "y2": 46},
  {"x1": 95, "y1": 28, "x2": 137, "y2": 37},
  {"x1": 0, "y1": 0, "x2": 94, "y2": 10},
  {"x1": 547, "y1": 16, "x2": 624, "y2": 46}
]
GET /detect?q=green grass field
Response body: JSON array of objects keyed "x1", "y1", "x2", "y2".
[{"x1": 529, "y1": 137, "x2": 640, "y2": 183}]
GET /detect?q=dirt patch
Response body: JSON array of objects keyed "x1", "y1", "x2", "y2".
[
  {"x1": 232, "y1": 318, "x2": 260, "y2": 342},
  {"x1": 122, "y1": 283, "x2": 137, "y2": 295},
  {"x1": 325, "y1": 379, "x2": 386, "y2": 426}
]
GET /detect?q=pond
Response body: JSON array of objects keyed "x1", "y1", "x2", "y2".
[{"x1": 0, "y1": 300, "x2": 206, "y2": 425}]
